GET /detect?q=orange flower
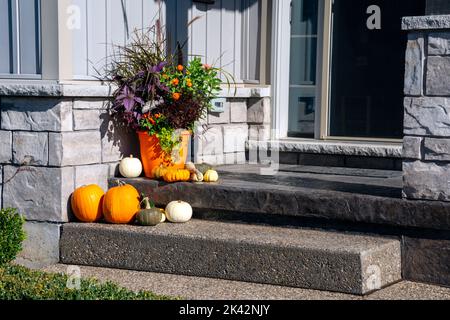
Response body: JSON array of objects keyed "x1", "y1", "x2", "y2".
[
  {"x1": 172, "y1": 93, "x2": 181, "y2": 101},
  {"x1": 155, "y1": 113, "x2": 161, "y2": 119},
  {"x1": 203, "y1": 64, "x2": 212, "y2": 70},
  {"x1": 143, "y1": 113, "x2": 149, "y2": 119},
  {"x1": 177, "y1": 65, "x2": 184, "y2": 72},
  {"x1": 149, "y1": 118, "x2": 156, "y2": 125},
  {"x1": 162, "y1": 74, "x2": 168, "y2": 79},
  {"x1": 186, "y1": 81, "x2": 193, "y2": 88},
  {"x1": 171, "y1": 78, "x2": 179, "y2": 86}
]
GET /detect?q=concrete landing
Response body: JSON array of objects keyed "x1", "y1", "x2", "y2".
[{"x1": 60, "y1": 220, "x2": 401, "y2": 295}]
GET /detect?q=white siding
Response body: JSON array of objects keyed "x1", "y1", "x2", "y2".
[{"x1": 71, "y1": 0, "x2": 260, "y2": 82}]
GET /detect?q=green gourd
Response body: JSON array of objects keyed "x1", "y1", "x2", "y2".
[{"x1": 136, "y1": 197, "x2": 163, "y2": 226}]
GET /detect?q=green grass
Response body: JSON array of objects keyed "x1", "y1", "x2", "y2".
[{"x1": 0, "y1": 264, "x2": 174, "y2": 300}]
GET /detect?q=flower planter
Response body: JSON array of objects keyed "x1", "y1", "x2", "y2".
[{"x1": 138, "y1": 130, "x2": 191, "y2": 178}]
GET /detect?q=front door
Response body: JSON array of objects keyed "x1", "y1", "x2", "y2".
[{"x1": 286, "y1": 0, "x2": 426, "y2": 140}]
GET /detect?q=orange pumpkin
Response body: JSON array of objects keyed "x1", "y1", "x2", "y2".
[
  {"x1": 102, "y1": 182, "x2": 140, "y2": 224},
  {"x1": 71, "y1": 185, "x2": 104, "y2": 222},
  {"x1": 163, "y1": 169, "x2": 190, "y2": 183}
]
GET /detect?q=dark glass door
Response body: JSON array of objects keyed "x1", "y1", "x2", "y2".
[{"x1": 329, "y1": 0, "x2": 425, "y2": 139}]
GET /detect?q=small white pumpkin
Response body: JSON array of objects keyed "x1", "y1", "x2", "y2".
[
  {"x1": 204, "y1": 169, "x2": 219, "y2": 182},
  {"x1": 119, "y1": 155, "x2": 143, "y2": 178},
  {"x1": 160, "y1": 212, "x2": 166, "y2": 223},
  {"x1": 165, "y1": 201, "x2": 193, "y2": 223}
]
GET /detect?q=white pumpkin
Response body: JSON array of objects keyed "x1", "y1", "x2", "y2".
[
  {"x1": 160, "y1": 212, "x2": 166, "y2": 223},
  {"x1": 165, "y1": 201, "x2": 193, "y2": 223},
  {"x1": 119, "y1": 155, "x2": 143, "y2": 178}
]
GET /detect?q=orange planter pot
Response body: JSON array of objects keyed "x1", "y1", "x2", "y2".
[{"x1": 138, "y1": 130, "x2": 191, "y2": 178}]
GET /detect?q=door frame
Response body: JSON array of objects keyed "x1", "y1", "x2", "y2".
[{"x1": 270, "y1": 0, "x2": 402, "y2": 143}]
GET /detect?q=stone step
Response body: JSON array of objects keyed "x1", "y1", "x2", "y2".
[
  {"x1": 110, "y1": 165, "x2": 450, "y2": 231},
  {"x1": 60, "y1": 220, "x2": 402, "y2": 295}
]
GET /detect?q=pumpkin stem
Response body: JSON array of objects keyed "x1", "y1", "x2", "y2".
[{"x1": 140, "y1": 197, "x2": 154, "y2": 209}]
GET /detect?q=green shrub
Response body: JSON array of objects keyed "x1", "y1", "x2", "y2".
[
  {"x1": 0, "y1": 265, "x2": 174, "y2": 300},
  {"x1": 0, "y1": 208, "x2": 26, "y2": 265}
]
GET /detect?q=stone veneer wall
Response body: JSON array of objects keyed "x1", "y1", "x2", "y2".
[
  {"x1": 0, "y1": 84, "x2": 270, "y2": 266},
  {"x1": 403, "y1": 15, "x2": 450, "y2": 202}
]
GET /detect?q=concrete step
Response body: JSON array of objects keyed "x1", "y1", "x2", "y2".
[
  {"x1": 60, "y1": 220, "x2": 402, "y2": 295},
  {"x1": 110, "y1": 165, "x2": 450, "y2": 231}
]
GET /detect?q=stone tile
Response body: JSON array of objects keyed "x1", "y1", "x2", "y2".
[
  {"x1": 197, "y1": 154, "x2": 225, "y2": 166},
  {"x1": 49, "y1": 131, "x2": 102, "y2": 166},
  {"x1": 299, "y1": 154, "x2": 346, "y2": 167},
  {"x1": 404, "y1": 33, "x2": 424, "y2": 96},
  {"x1": 403, "y1": 236, "x2": 450, "y2": 288},
  {"x1": 403, "y1": 136, "x2": 423, "y2": 160},
  {"x1": 424, "y1": 138, "x2": 450, "y2": 161},
  {"x1": 428, "y1": 32, "x2": 450, "y2": 55},
  {"x1": 404, "y1": 97, "x2": 450, "y2": 137},
  {"x1": 15, "y1": 221, "x2": 61, "y2": 269},
  {"x1": 345, "y1": 156, "x2": 395, "y2": 171},
  {"x1": 247, "y1": 98, "x2": 271, "y2": 124},
  {"x1": 279, "y1": 152, "x2": 299, "y2": 165},
  {"x1": 73, "y1": 99, "x2": 109, "y2": 110},
  {"x1": 2, "y1": 166, "x2": 73, "y2": 222},
  {"x1": 0, "y1": 130, "x2": 12, "y2": 163},
  {"x1": 0, "y1": 98, "x2": 72, "y2": 132},
  {"x1": 426, "y1": 56, "x2": 450, "y2": 96},
  {"x1": 196, "y1": 126, "x2": 223, "y2": 156},
  {"x1": 208, "y1": 102, "x2": 230, "y2": 125},
  {"x1": 249, "y1": 125, "x2": 271, "y2": 142},
  {"x1": 75, "y1": 164, "x2": 109, "y2": 191},
  {"x1": 73, "y1": 109, "x2": 101, "y2": 130},
  {"x1": 223, "y1": 125, "x2": 248, "y2": 153},
  {"x1": 230, "y1": 99, "x2": 248, "y2": 123},
  {"x1": 12, "y1": 132, "x2": 48, "y2": 166},
  {"x1": 403, "y1": 160, "x2": 450, "y2": 201},
  {"x1": 224, "y1": 152, "x2": 247, "y2": 165}
]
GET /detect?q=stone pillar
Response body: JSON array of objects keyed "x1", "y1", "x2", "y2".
[
  {"x1": 402, "y1": 15, "x2": 450, "y2": 201},
  {"x1": 0, "y1": 83, "x2": 139, "y2": 267}
]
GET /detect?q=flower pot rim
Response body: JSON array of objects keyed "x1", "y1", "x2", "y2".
[{"x1": 137, "y1": 129, "x2": 191, "y2": 136}]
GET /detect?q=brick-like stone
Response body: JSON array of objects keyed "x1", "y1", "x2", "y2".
[
  {"x1": 230, "y1": 99, "x2": 248, "y2": 123},
  {"x1": 208, "y1": 102, "x2": 230, "y2": 124},
  {"x1": 101, "y1": 113, "x2": 140, "y2": 163},
  {"x1": 280, "y1": 152, "x2": 299, "y2": 165},
  {"x1": 426, "y1": 56, "x2": 450, "y2": 96},
  {"x1": 404, "y1": 97, "x2": 450, "y2": 137},
  {"x1": 0, "y1": 98, "x2": 72, "y2": 131},
  {"x1": 75, "y1": 164, "x2": 109, "y2": 191},
  {"x1": 403, "y1": 161, "x2": 450, "y2": 201},
  {"x1": 403, "y1": 136, "x2": 423, "y2": 160},
  {"x1": 0, "y1": 130, "x2": 12, "y2": 163},
  {"x1": 424, "y1": 138, "x2": 450, "y2": 161},
  {"x1": 13, "y1": 132, "x2": 49, "y2": 166},
  {"x1": 429, "y1": 32, "x2": 450, "y2": 55},
  {"x1": 49, "y1": 131, "x2": 101, "y2": 166},
  {"x1": 247, "y1": 98, "x2": 271, "y2": 124},
  {"x1": 249, "y1": 125, "x2": 271, "y2": 142},
  {"x1": 73, "y1": 99, "x2": 108, "y2": 110},
  {"x1": 223, "y1": 125, "x2": 248, "y2": 153},
  {"x1": 224, "y1": 152, "x2": 247, "y2": 165},
  {"x1": 197, "y1": 154, "x2": 225, "y2": 166},
  {"x1": 404, "y1": 33, "x2": 424, "y2": 96},
  {"x1": 195, "y1": 126, "x2": 223, "y2": 156},
  {"x1": 73, "y1": 109, "x2": 100, "y2": 130},
  {"x1": 108, "y1": 162, "x2": 120, "y2": 178},
  {"x1": 15, "y1": 221, "x2": 61, "y2": 268},
  {"x1": 15, "y1": 221, "x2": 61, "y2": 269},
  {"x1": 2, "y1": 166, "x2": 73, "y2": 222}
]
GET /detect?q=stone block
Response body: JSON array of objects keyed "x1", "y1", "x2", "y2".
[
  {"x1": 301, "y1": 153, "x2": 346, "y2": 168},
  {"x1": 224, "y1": 152, "x2": 247, "y2": 165},
  {"x1": 280, "y1": 152, "x2": 299, "y2": 165},
  {"x1": 196, "y1": 126, "x2": 223, "y2": 156},
  {"x1": 345, "y1": 156, "x2": 395, "y2": 171},
  {"x1": 0, "y1": 98, "x2": 72, "y2": 131},
  {"x1": 208, "y1": 102, "x2": 230, "y2": 124},
  {"x1": 428, "y1": 32, "x2": 450, "y2": 55},
  {"x1": 49, "y1": 131, "x2": 101, "y2": 166},
  {"x1": 230, "y1": 99, "x2": 248, "y2": 123},
  {"x1": 223, "y1": 125, "x2": 248, "y2": 153},
  {"x1": 108, "y1": 162, "x2": 120, "y2": 178},
  {"x1": 426, "y1": 56, "x2": 450, "y2": 96},
  {"x1": 403, "y1": 161, "x2": 450, "y2": 201},
  {"x1": 404, "y1": 97, "x2": 450, "y2": 137},
  {"x1": 197, "y1": 154, "x2": 225, "y2": 166},
  {"x1": 75, "y1": 164, "x2": 109, "y2": 191},
  {"x1": 404, "y1": 33, "x2": 424, "y2": 96},
  {"x1": 249, "y1": 125, "x2": 271, "y2": 142},
  {"x1": 73, "y1": 99, "x2": 109, "y2": 110},
  {"x1": 101, "y1": 112, "x2": 140, "y2": 163},
  {"x1": 12, "y1": 132, "x2": 48, "y2": 166},
  {"x1": 2, "y1": 166, "x2": 73, "y2": 222},
  {"x1": 247, "y1": 98, "x2": 271, "y2": 124},
  {"x1": 0, "y1": 130, "x2": 12, "y2": 163},
  {"x1": 424, "y1": 138, "x2": 450, "y2": 161},
  {"x1": 15, "y1": 221, "x2": 61, "y2": 269},
  {"x1": 73, "y1": 109, "x2": 101, "y2": 130},
  {"x1": 403, "y1": 136, "x2": 423, "y2": 160}
]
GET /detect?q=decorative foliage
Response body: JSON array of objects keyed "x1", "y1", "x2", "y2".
[{"x1": 0, "y1": 208, "x2": 26, "y2": 266}]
